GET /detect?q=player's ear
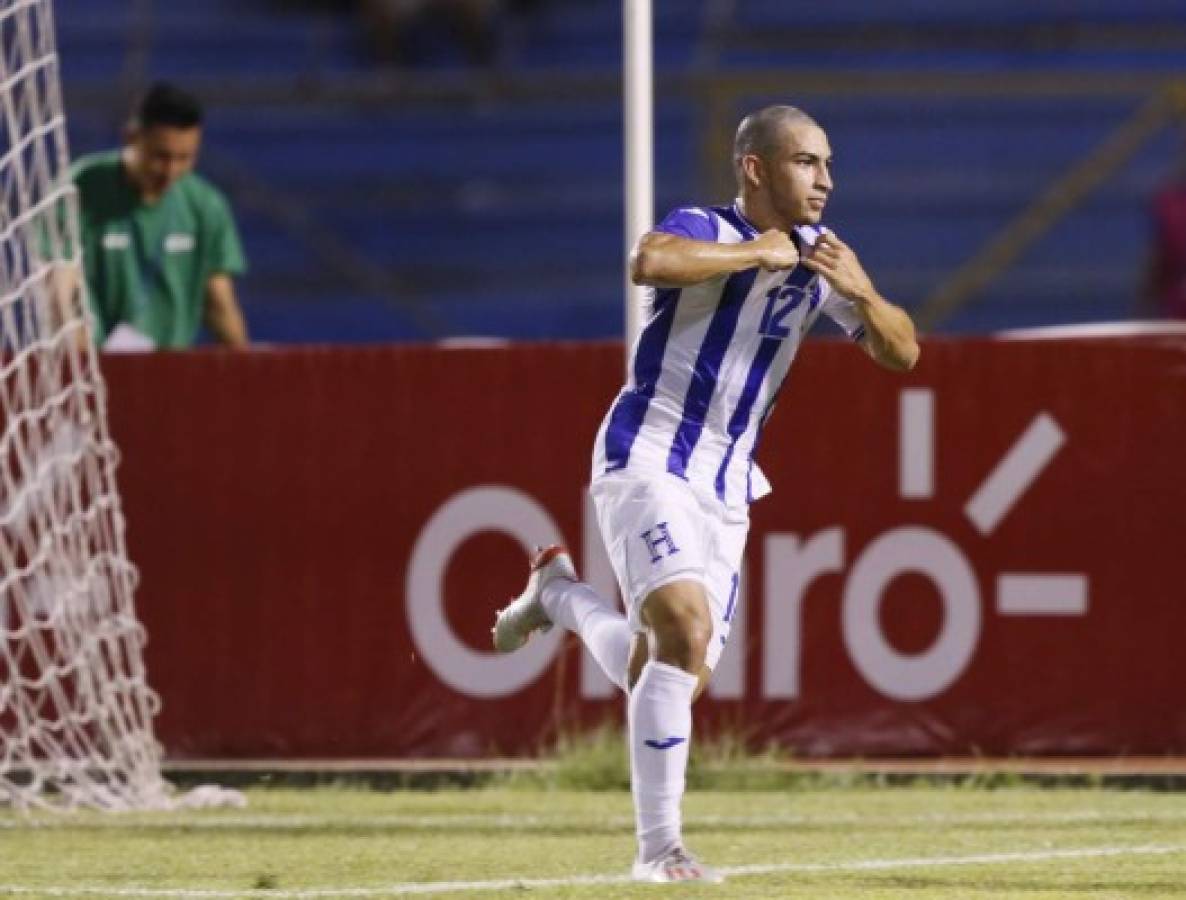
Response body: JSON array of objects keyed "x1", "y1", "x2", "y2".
[{"x1": 741, "y1": 153, "x2": 764, "y2": 189}]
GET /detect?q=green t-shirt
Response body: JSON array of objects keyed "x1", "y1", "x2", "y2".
[{"x1": 72, "y1": 150, "x2": 247, "y2": 348}]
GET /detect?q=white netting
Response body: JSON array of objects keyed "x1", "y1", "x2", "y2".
[{"x1": 0, "y1": 0, "x2": 173, "y2": 811}]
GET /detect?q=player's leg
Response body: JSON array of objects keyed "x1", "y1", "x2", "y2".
[
  {"x1": 625, "y1": 631, "x2": 713, "y2": 699},
  {"x1": 492, "y1": 546, "x2": 634, "y2": 692},
  {"x1": 540, "y1": 563, "x2": 633, "y2": 692},
  {"x1": 495, "y1": 475, "x2": 720, "y2": 881},
  {"x1": 628, "y1": 576, "x2": 721, "y2": 883},
  {"x1": 628, "y1": 502, "x2": 746, "y2": 883},
  {"x1": 624, "y1": 503, "x2": 747, "y2": 696}
]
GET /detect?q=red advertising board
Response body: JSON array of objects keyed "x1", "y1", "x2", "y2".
[{"x1": 99, "y1": 336, "x2": 1186, "y2": 758}]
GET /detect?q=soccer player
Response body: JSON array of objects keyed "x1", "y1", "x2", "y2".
[
  {"x1": 493, "y1": 105, "x2": 919, "y2": 883},
  {"x1": 69, "y1": 82, "x2": 249, "y2": 349}
]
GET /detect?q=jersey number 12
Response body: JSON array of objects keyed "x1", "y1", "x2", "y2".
[{"x1": 759, "y1": 281, "x2": 817, "y2": 339}]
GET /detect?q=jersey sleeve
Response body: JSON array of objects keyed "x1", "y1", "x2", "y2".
[
  {"x1": 819, "y1": 281, "x2": 867, "y2": 343},
  {"x1": 654, "y1": 206, "x2": 720, "y2": 243},
  {"x1": 201, "y1": 190, "x2": 247, "y2": 278}
]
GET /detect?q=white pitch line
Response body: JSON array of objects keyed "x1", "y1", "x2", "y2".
[
  {"x1": 0, "y1": 844, "x2": 1181, "y2": 898},
  {"x1": 724, "y1": 842, "x2": 1186, "y2": 877},
  {"x1": 5, "y1": 808, "x2": 1186, "y2": 831}
]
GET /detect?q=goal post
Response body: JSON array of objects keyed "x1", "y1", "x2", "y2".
[
  {"x1": 0, "y1": 0, "x2": 219, "y2": 811},
  {"x1": 623, "y1": 0, "x2": 653, "y2": 357}
]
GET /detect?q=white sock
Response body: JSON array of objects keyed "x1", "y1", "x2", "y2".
[
  {"x1": 628, "y1": 660, "x2": 697, "y2": 863},
  {"x1": 541, "y1": 579, "x2": 632, "y2": 692}
]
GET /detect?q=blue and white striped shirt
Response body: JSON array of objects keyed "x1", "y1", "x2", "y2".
[{"x1": 592, "y1": 202, "x2": 866, "y2": 511}]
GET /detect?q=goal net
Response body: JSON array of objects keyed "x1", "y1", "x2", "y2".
[{"x1": 0, "y1": 0, "x2": 169, "y2": 810}]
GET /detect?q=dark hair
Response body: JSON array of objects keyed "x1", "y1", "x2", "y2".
[
  {"x1": 733, "y1": 105, "x2": 816, "y2": 174},
  {"x1": 132, "y1": 82, "x2": 203, "y2": 130}
]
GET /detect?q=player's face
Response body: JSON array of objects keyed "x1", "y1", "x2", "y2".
[
  {"x1": 763, "y1": 122, "x2": 833, "y2": 227},
  {"x1": 128, "y1": 126, "x2": 202, "y2": 200}
]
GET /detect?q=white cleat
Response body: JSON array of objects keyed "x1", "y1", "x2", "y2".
[
  {"x1": 631, "y1": 847, "x2": 724, "y2": 884},
  {"x1": 491, "y1": 545, "x2": 576, "y2": 653}
]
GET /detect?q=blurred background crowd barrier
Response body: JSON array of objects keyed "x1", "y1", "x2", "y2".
[{"x1": 57, "y1": 0, "x2": 1186, "y2": 343}]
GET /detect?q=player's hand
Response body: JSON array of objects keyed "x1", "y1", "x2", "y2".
[
  {"x1": 752, "y1": 229, "x2": 800, "y2": 271},
  {"x1": 802, "y1": 232, "x2": 877, "y2": 303}
]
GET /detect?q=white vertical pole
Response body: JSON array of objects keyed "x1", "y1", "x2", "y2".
[{"x1": 623, "y1": 0, "x2": 653, "y2": 362}]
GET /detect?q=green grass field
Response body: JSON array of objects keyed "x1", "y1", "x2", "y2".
[{"x1": 3, "y1": 782, "x2": 1186, "y2": 898}]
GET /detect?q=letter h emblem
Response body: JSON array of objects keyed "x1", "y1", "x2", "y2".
[{"x1": 640, "y1": 522, "x2": 680, "y2": 564}]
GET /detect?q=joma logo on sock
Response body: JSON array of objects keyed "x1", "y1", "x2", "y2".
[{"x1": 644, "y1": 736, "x2": 687, "y2": 750}]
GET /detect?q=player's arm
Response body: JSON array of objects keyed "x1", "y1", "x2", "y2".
[
  {"x1": 44, "y1": 262, "x2": 92, "y2": 350},
  {"x1": 630, "y1": 228, "x2": 800, "y2": 288},
  {"x1": 802, "y1": 232, "x2": 919, "y2": 372},
  {"x1": 203, "y1": 273, "x2": 249, "y2": 349}
]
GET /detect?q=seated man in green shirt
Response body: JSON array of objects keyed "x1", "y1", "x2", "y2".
[{"x1": 72, "y1": 82, "x2": 249, "y2": 349}]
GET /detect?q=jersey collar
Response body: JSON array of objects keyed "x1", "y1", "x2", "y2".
[
  {"x1": 793, "y1": 224, "x2": 824, "y2": 251},
  {"x1": 732, "y1": 202, "x2": 825, "y2": 251},
  {"x1": 730, "y1": 201, "x2": 760, "y2": 238}
]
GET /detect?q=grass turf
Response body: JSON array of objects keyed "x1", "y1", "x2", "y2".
[{"x1": 2, "y1": 785, "x2": 1186, "y2": 897}]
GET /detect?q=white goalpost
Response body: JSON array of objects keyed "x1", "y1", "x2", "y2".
[
  {"x1": 0, "y1": 0, "x2": 228, "y2": 811},
  {"x1": 622, "y1": 0, "x2": 653, "y2": 355}
]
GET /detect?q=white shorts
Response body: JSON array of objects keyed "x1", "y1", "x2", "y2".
[{"x1": 589, "y1": 472, "x2": 749, "y2": 671}]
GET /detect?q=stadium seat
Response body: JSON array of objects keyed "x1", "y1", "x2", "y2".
[{"x1": 56, "y1": 0, "x2": 1184, "y2": 341}]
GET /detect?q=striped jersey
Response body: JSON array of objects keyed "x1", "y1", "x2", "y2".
[{"x1": 592, "y1": 202, "x2": 867, "y2": 511}]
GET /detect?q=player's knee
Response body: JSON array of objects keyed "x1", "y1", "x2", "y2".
[
  {"x1": 641, "y1": 582, "x2": 712, "y2": 673},
  {"x1": 655, "y1": 624, "x2": 710, "y2": 674},
  {"x1": 660, "y1": 626, "x2": 709, "y2": 673}
]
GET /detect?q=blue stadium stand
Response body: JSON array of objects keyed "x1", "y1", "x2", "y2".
[{"x1": 53, "y1": 0, "x2": 1186, "y2": 342}]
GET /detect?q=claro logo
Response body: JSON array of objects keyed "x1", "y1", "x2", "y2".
[{"x1": 407, "y1": 389, "x2": 1087, "y2": 701}]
